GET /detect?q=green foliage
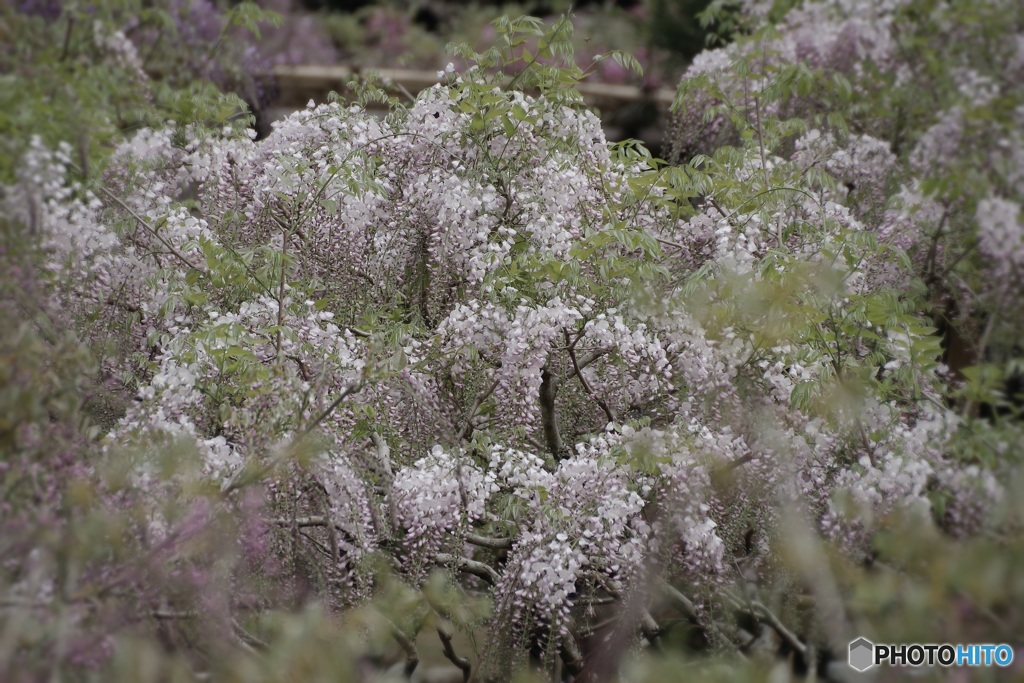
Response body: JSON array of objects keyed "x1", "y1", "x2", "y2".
[{"x1": 0, "y1": 0, "x2": 276, "y2": 183}]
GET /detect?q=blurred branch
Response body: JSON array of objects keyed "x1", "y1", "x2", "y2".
[
  {"x1": 661, "y1": 580, "x2": 751, "y2": 657},
  {"x1": 151, "y1": 610, "x2": 197, "y2": 619},
  {"x1": 436, "y1": 620, "x2": 472, "y2": 683},
  {"x1": 0, "y1": 598, "x2": 53, "y2": 609},
  {"x1": 59, "y1": 16, "x2": 74, "y2": 62},
  {"x1": 780, "y1": 505, "x2": 851, "y2": 656},
  {"x1": 388, "y1": 620, "x2": 419, "y2": 678},
  {"x1": 724, "y1": 591, "x2": 807, "y2": 660},
  {"x1": 660, "y1": 580, "x2": 698, "y2": 621},
  {"x1": 435, "y1": 553, "x2": 500, "y2": 585},
  {"x1": 559, "y1": 630, "x2": 585, "y2": 677},
  {"x1": 464, "y1": 532, "x2": 512, "y2": 550},
  {"x1": 751, "y1": 601, "x2": 806, "y2": 658},
  {"x1": 640, "y1": 609, "x2": 663, "y2": 644},
  {"x1": 232, "y1": 618, "x2": 269, "y2": 652},
  {"x1": 273, "y1": 516, "x2": 332, "y2": 528}
]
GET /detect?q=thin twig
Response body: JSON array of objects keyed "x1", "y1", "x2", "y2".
[
  {"x1": 93, "y1": 183, "x2": 204, "y2": 273},
  {"x1": 457, "y1": 377, "x2": 501, "y2": 442},
  {"x1": 274, "y1": 214, "x2": 289, "y2": 358},
  {"x1": 302, "y1": 381, "x2": 361, "y2": 435},
  {"x1": 564, "y1": 329, "x2": 617, "y2": 425},
  {"x1": 550, "y1": 348, "x2": 609, "y2": 390}
]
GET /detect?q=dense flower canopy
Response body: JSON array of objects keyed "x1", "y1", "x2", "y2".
[{"x1": 2, "y1": 2, "x2": 1022, "y2": 682}]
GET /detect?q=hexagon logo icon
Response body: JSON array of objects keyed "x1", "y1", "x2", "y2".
[{"x1": 849, "y1": 637, "x2": 875, "y2": 672}]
